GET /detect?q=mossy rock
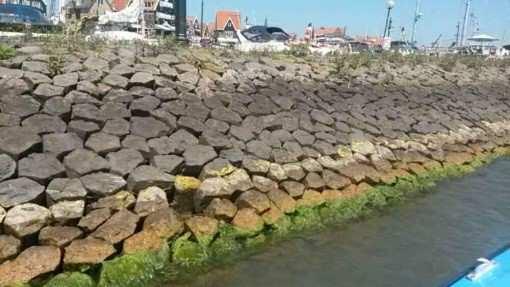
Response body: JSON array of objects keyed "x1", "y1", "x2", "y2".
[
  {"x1": 209, "y1": 235, "x2": 242, "y2": 260},
  {"x1": 269, "y1": 215, "x2": 293, "y2": 237},
  {"x1": 174, "y1": 176, "x2": 201, "y2": 192},
  {"x1": 97, "y1": 246, "x2": 169, "y2": 287},
  {"x1": 43, "y1": 272, "x2": 95, "y2": 287},
  {"x1": 171, "y1": 233, "x2": 209, "y2": 268},
  {"x1": 291, "y1": 207, "x2": 324, "y2": 232}
]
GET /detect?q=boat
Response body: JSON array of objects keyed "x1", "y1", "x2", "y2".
[{"x1": 446, "y1": 245, "x2": 510, "y2": 287}]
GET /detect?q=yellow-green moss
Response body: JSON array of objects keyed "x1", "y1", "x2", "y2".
[
  {"x1": 174, "y1": 176, "x2": 201, "y2": 192},
  {"x1": 171, "y1": 233, "x2": 209, "y2": 268},
  {"x1": 42, "y1": 273, "x2": 95, "y2": 287}
]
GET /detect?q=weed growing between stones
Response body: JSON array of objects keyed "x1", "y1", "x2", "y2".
[
  {"x1": 0, "y1": 44, "x2": 16, "y2": 60},
  {"x1": 28, "y1": 151, "x2": 508, "y2": 287}
]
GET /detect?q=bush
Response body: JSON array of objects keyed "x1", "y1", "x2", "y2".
[{"x1": 0, "y1": 44, "x2": 16, "y2": 60}]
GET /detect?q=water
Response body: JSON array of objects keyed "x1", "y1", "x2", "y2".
[{"x1": 177, "y1": 158, "x2": 510, "y2": 287}]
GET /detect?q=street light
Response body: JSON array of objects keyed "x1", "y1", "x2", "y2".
[
  {"x1": 175, "y1": 0, "x2": 187, "y2": 41},
  {"x1": 383, "y1": 0, "x2": 395, "y2": 38}
]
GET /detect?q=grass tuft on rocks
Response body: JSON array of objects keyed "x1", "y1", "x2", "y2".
[
  {"x1": 97, "y1": 246, "x2": 169, "y2": 287},
  {"x1": 42, "y1": 273, "x2": 95, "y2": 287},
  {"x1": 0, "y1": 44, "x2": 16, "y2": 60}
]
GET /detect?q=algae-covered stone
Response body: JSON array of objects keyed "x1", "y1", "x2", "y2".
[
  {"x1": 174, "y1": 176, "x2": 201, "y2": 192},
  {"x1": 232, "y1": 208, "x2": 264, "y2": 235},
  {"x1": 98, "y1": 247, "x2": 169, "y2": 287},
  {"x1": 185, "y1": 216, "x2": 219, "y2": 246},
  {"x1": 268, "y1": 163, "x2": 288, "y2": 182},
  {"x1": 171, "y1": 233, "x2": 208, "y2": 267},
  {"x1": 261, "y1": 204, "x2": 285, "y2": 225},
  {"x1": 199, "y1": 158, "x2": 236, "y2": 180},
  {"x1": 43, "y1": 272, "x2": 95, "y2": 287}
]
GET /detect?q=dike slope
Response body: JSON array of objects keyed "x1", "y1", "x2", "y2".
[{"x1": 0, "y1": 45, "x2": 510, "y2": 286}]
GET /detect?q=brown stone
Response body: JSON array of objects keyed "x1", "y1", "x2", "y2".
[
  {"x1": 91, "y1": 209, "x2": 139, "y2": 244},
  {"x1": 262, "y1": 204, "x2": 284, "y2": 225},
  {"x1": 38, "y1": 226, "x2": 83, "y2": 247},
  {"x1": 232, "y1": 208, "x2": 264, "y2": 233},
  {"x1": 64, "y1": 238, "x2": 116, "y2": 265},
  {"x1": 204, "y1": 198, "x2": 237, "y2": 220},
  {"x1": 88, "y1": 191, "x2": 136, "y2": 211},
  {"x1": 143, "y1": 207, "x2": 184, "y2": 238},
  {"x1": 267, "y1": 189, "x2": 296, "y2": 214},
  {"x1": 321, "y1": 189, "x2": 343, "y2": 202},
  {"x1": 78, "y1": 208, "x2": 112, "y2": 232},
  {"x1": 185, "y1": 216, "x2": 218, "y2": 244},
  {"x1": 123, "y1": 228, "x2": 169, "y2": 254},
  {"x1": 236, "y1": 190, "x2": 271, "y2": 213},
  {"x1": 0, "y1": 246, "x2": 61, "y2": 286},
  {"x1": 0, "y1": 235, "x2": 21, "y2": 263},
  {"x1": 445, "y1": 152, "x2": 473, "y2": 166},
  {"x1": 296, "y1": 189, "x2": 325, "y2": 208}
]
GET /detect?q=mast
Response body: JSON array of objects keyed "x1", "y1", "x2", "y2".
[
  {"x1": 200, "y1": 0, "x2": 204, "y2": 38},
  {"x1": 460, "y1": 0, "x2": 471, "y2": 46},
  {"x1": 410, "y1": 0, "x2": 421, "y2": 44}
]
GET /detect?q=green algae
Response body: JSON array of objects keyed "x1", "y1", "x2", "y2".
[
  {"x1": 170, "y1": 233, "x2": 209, "y2": 268},
  {"x1": 29, "y1": 151, "x2": 510, "y2": 287},
  {"x1": 97, "y1": 246, "x2": 169, "y2": 287},
  {"x1": 42, "y1": 273, "x2": 95, "y2": 287}
]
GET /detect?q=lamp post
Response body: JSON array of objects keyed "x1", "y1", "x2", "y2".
[
  {"x1": 383, "y1": 0, "x2": 395, "y2": 38},
  {"x1": 410, "y1": 0, "x2": 423, "y2": 45},
  {"x1": 175, "y1": 0, "x2": 187, "y2": 41}
]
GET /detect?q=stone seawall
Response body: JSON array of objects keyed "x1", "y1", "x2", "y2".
[{"x1": 1, "y1": 45, "x2": 510, "y2": 286}]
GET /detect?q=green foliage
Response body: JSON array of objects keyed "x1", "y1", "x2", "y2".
[
  {"x1": 171, "y1": 233, "x2": 209, "y2": 268},
  {"x1": 97, "y1": 246, "x2": 169, "y2": 287},
  {"x1": 43, "y1": 273, "x2": 95, "y2": 287},
  {"x1": 244, "y1": 234, "x2": 267, "y2": 250},
  {"x1": 286, "y1": 44, "x2": 310, "y2": 57},
  {"x1": 0, "y1": 44, "x2": 16, "y2": 60},
  {"x1": 48, "y1": 55, "x2": 65, "y2": 76}
]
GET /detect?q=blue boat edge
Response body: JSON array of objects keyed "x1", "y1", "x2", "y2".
[{"x1": 441, "y1": 244, "x2": 510, "y2": 287}]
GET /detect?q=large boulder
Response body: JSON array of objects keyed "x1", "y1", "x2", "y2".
[
  {"x1": 0, "y1": 127, "x2": 41, "y2": 159},
  {"x1": 130, "y1": 117, "x2": 168, "y2": 139},
  {"x1": 0, "y1": 178, "x2": 45, "y2": 208},
  {"x1": 18, "y1": 153, "x2": 65, "y2": 183},
  {"x1": 185, "y1": 216, "x2": 218, "y2": 246},
  {"x1": 204, "y1": 198, "x2": 237, "y2": 220},
  {"x1": 183, "y1": 145, "x2": 217, "y2": 171},
  {"x1": 0, "y1": 235, "x2": 21, "y2": 263},
  {"x1": 224, "y1": 169, "x2": 253, "y2": 192},
  {"x1": 107, "y1": 149, "x2": 144, "y2": 176},
  {"x1": 127, "y1": 165, "x2": 174, "y2": 191},
  {"x1": 46, "y1": 178, "x2": 87, "y2": 203},
  {"x1": 89, "y1": 209, "x2": 139, "y2": 245},
  {"x1": 42, "y1": 133, "x2": 83, "y2": 157},
  {"x1": 49, "y1": 200, "x2": 85, "y2": 223},
  {"x1": 194, "y1": 177, "x2": 234, "y2": 210},
  {"x1": 0, "y1": 246, "x2": 61, "y2": 286},
  {"x1": 21, "y1": 114, "x2": 67, "y2": 134},
  {"x1": 236, "y1": 190, "x2": 271, "y2": 213},
  {"x1": 0, "y1": 154, "x2": 16, "y2": 182},
  {"x1": 267, "y1": 189, "x2": 296, "y2": 214},
  {"x1": 134, "y1": 186, "x2": 168, "y2": 216},
  {"x1": 0, "y1": 95, "x2": 40, "y2": 118},
  {"x1": 3, "y1": 203, "x2": 51, "y2": 237},
  {"x1": 85, "y1": 132, "x2": 121, "y2": 155},
  {"x1": 38, "y1": 226, "x2": 83, "y2": 247},
  {"x1": 80, "y1": 172, "x2": 127, "y2": 196},
  {"x1": 64, "y1": 238, "x2": 116, "y2": 266},
  {"x1": 63, "y1": 149, "x2": 109, "y2": 177}
]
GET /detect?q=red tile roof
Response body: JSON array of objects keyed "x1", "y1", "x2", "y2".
[
  {"x1": 314, "y1": 26, "x2": 345, "y2": 38},
  {"x1": 215, "y1": 10, "x2": 241, "y2": 31}
]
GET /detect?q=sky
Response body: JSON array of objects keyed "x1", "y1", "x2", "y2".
[{"x1": 188, "y1": 0, "x2": 510, "y2": 46}]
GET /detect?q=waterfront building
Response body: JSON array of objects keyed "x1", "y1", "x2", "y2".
[
  {"x1": 0, "y1": 0, "x2": 49, "y2": 24},
  {"x1": 214, "y1": 10, "x2": 241, "y2": 46}
]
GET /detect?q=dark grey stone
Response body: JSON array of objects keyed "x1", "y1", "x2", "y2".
[
  {"x1": 130, "y1": 116, "x2": 168, "y2": 139},
  {"x1": 0, "y1": 178, "x2": 45, "y2": 208},
  {"x1": 151, "y1": 155, "x2": 183, "y2": 174},
  {"x1": 211, "y1": 106, "x2": 242, "y2": 124},
  {"x1": 0, "y1": 127, "x2": 41, "y2": 159},
  {"x1": 127, "y1": 165, "x2": 174, "y2": 191},
  {"x1": 0, "y1": 154, "x2": 16, "y2": 182},
  {"x1": 72, "y1": 104, "x2": 105, "y2": 124},
  {"x1": 130, "y1": 96, "x2": 160, "y2": 116},
  {"x1": 292, "y1": 129, "x2": 315, "y2": 146},
  {"x1": 0, "y1": 95, "x2": 40, "y2": 118},
  {"x1": 85, "y1": 133, "x2": 121, "y2": 155},
  {"x1": 246, "y1": 140, "x2": 272, "y2": 160},
  {"x1": 67, "y1": 120, "x2": 100, "y2": 139},
  {"x1": 22, "y1": 114, "x2": 67, "y2": 134},
  {"x1": 102, "y1": 118, "x2": 130, "y2": 136},
  {"x1": 63, "y1": 149, "x2": 109, "y2": 178},
  {"x1": 42, "y1": 97, "x2": 71, "y2": 117},
  {"x1": 280, "y1": 181, "x2": 305, "y2": 197},
  {"x1": 177, "y1": 116, "x2": 206, "y2": 134},
  {"x1": 81, "y1": 172, "x2": 127, "y2": 196},
  {"x1": 229, "y1": 125, "x2": 254, "y2": 142},
  {"x1": 183, "y1": 145, "x2": 217, "y2": 171},
  {"x1": 107, "y1": 149, "x2": 144, "y2": 176},
  {"x1": 18, "y1": 153, "x2": 65, "y2": 183},
  {"x1": 33, "y1": 84, "x2": 64, "y2": 100}
]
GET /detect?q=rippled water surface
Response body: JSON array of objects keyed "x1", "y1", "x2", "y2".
[{"x1": 173, "y1": 158, "x2": 510, "y2": 287}]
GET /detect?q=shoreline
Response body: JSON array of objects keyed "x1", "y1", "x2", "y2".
[{"x1": 1, "y1": 41, "x2": 510, "y2": 286}]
